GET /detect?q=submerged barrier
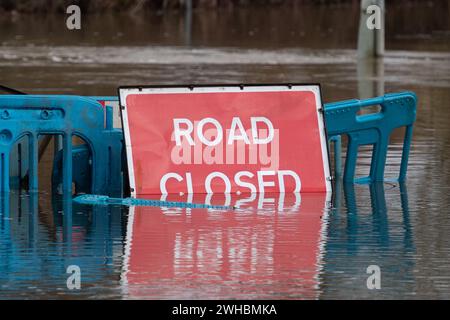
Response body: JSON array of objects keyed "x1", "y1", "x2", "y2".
[
  {"x1": 0, "y1": 91, "x2": 417, "y2": 198},
  {"x1": 0, "y1": 95, "x2": 123, "y2": 195},
  {"x1": 324, "y1": 91, "x2": 417, "y2": 183},
  {"x1": 73, "y1": 194, "x2": 234, "y2": 210}
]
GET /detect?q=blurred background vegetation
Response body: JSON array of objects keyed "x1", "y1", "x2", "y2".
[{"x1": 0, "y1": 0, "x2": 426, "y2": 14}]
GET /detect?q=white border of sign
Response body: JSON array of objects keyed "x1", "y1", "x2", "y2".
[{"x1": 119, "y1": 85, "x2": 332, "y2": 196}]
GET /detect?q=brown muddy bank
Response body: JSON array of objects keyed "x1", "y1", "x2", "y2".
[{"x1": 0, "y1": 0, "x2": 445, "y2": 14}]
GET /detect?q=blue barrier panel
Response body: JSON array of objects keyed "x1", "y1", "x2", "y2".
[
  {"x1": 52, "y1": 144, "x2": 92, "y2": 194},
  {"x1": 0, "y1": 95, "x2": 123, "y2": 196},
  {"x1": 324, "y1": 92, "x2": 417, "y2": 183}
]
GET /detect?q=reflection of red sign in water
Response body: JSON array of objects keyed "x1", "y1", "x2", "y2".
[
  {"x1": 119, "y1": 85, "x2": 331, "y2": 196},
  {"x1": 121, "y1": 193, "x2": 330, "y2": 299}
]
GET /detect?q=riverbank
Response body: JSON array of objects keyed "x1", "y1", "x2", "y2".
[{"x1": 0, "y1": 0, "x2": 440, "y2": 14}]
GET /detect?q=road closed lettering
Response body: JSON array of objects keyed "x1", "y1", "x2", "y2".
[{"x1": 119, "y1": 85, "x2": 331, "y2": 195}]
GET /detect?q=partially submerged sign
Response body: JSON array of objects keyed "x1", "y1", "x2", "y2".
[{"x1": 119, "y1": 85, "x2": 331, "y2": 196}]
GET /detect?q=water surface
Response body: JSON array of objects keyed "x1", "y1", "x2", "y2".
[{"x1": 0, "y1": 3, "x2": 449, "y2": 299}]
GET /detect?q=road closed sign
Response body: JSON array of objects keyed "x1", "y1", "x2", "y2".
[{"x1": 119, "y1": 85, "x2": 331, "y2": 196}]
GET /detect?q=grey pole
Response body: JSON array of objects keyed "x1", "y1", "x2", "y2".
[
  {"x1": 185, "y1": 0, "x2": 193, "y2": 46},
  {"x1": 357, "y1": 0, "x2": 385, "y2": 58}
]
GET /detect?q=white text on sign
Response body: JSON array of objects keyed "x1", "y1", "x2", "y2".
[{"x1": 161, "y1": 116, "x2": 301, "y2": 194}]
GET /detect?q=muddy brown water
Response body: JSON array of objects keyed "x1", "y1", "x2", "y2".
[{"x1": 0, "y1": 3, "x2": 449, "y2": 299}]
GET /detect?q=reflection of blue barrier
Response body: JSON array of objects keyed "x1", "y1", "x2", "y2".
[
  {"x1": 0, "y1": 95, "x2": 123, "y2": 196},
  {"x1": 322, "y1": 181, "x2": 415, "y2": 298},
  {"x1": 324, "y1": 92, "x2": 417, "y2": 183},
  {"x1": 0, "y1": 191, "x2": 125, "y2": 296}
]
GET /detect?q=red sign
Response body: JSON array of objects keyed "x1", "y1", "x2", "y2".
[{"x1": 119, "y1": 85, "x2": 331, "y2": 196}]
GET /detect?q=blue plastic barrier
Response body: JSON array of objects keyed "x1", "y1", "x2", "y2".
[
  {"x1": 0, "y1": 95, "x2": 123, "y2": 195},
  {"x1": 324, "y1": 92, "x2": 417, "y2": 183},
  {"x1": 52, "y1": 144, "x2": 92, "y2": 194}
]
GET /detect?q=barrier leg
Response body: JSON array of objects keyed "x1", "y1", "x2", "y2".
[
  {"x1": 63, "y1": 133, "x2": 73, "y2": 195},
  {"x1": 344, "y1": 137, "x2": 359, "y2": 183},
  {"x1": 399, "y1": 125, "x2": 414, "y2": 182},
  {"x1": 1, "y1": 151, "x2": 10, "y2": 193},
  {"x1": 91, "y1": 146, "x2": 106, "y2": 195},
  {"x1": 371, "y1": 136, "x2": 389, "y2": 182},
  {"x1": 331, "y1": 135, "x2": 342, "y2": 179}
]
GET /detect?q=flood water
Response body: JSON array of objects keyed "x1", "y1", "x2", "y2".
[{"x1": 1, "y1": 3, "x2": 450, "y2": 299}]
